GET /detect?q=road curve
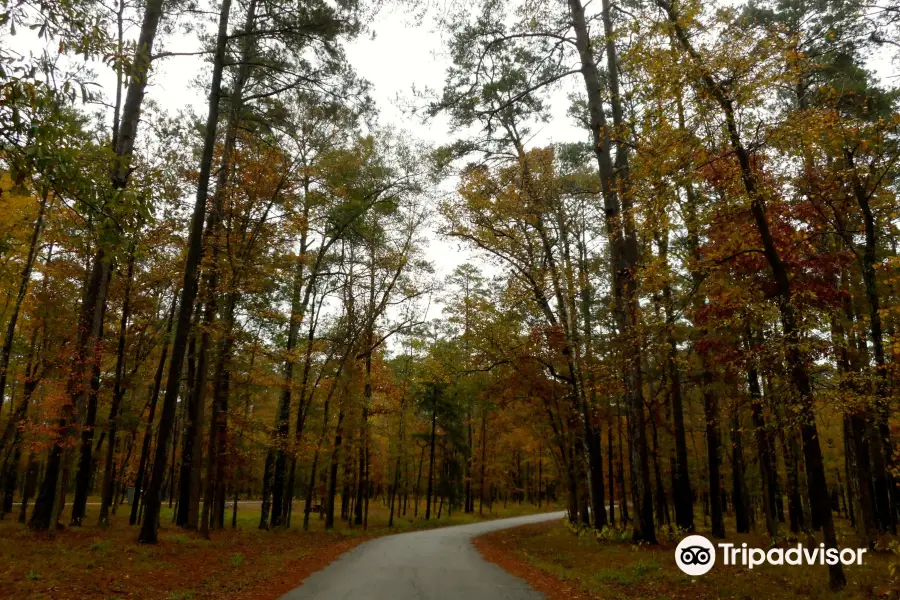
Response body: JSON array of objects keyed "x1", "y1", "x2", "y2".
[{"x1": 280, "y1": 511, "x2": 566, "y2": 600}]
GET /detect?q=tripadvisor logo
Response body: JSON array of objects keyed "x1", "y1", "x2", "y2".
[
  {"x1": 674, "y1": 535, "x2": 868, "y2": 576},
  {"x1": 675, "y1": 535, "x2": 716, "y2": 575}
]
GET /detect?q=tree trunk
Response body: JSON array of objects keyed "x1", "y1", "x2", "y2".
[
  {"x1": 567, "y1": 0, "x2": 653, "y2": 542},
  {"x1": 201, "y1": 292, "x2": 237, "y2": 536},
  {"x1": 702, "y1": 379, "x2": 724, "y2": 538},
  {"x1": 830, "y1": 272, "x2": 878, "y2": 544},
  {"x1": 17, "y1": 452, "x2": 38, "y2": 523},
  {"x1": 325, "y1": 403, "x2": 345, "y2": 530},
  {"x1": 573, "y1": 212, "x2": 607, "y2": 529},
  {"x1": 70, "y1": 290, "x2": 109, "y2": 525},
  {"x1": 746, "y1": 332, "x2": 777, "y2": 539},
  {"x1": 1, "y1": 331, "x2": 39, "y2": 516},
  {"x1": 650, "y1": 408, "x2": 669, "y2": 527},
  {"x1": 176, "y1": 312, "x2": 200, "y2": 528},
  {"x1": 284, "y1": 305, "x2": 320, "y2": 526},
  {"x1": 414, "y1": 444, "x2": 424, "y2": 517},
  {"x1": 425, "y1": 385, "x2": 438, "y2": 519},
  {"x1": 616, "y1": 405, "x2": 629, "y2": 525},
  {"x1": 731, "y1": 405, "x2": 750, "y2": 533},
  {"x1": 303, "y1": 352, "x2": 346, "y2": 530},
  {"x1": 608, "y1": 423, "x2": 615, "y2": 526},
  {"x1": 389, "y1": 359, "x2": 410, "y2": 527},
  {"x1": 354, "y1": 407, "x2": 367, "y2": 526},
  {"x1": 130, "y1": 302, "x2": 175, "y2": 526},
  {"x1": 98, "y1": 244, "x2": 138, "y2": 526},
  {"x1": 0, "y1": 189, "x2": 47, "y2": 419},
  {"x1": 465, "y1": 416, "x2": 473, "y2": 513},
  {"x1": 658, "y1": 221, "x2": 693, "y2": 532},
  {"x1": 259, "y1": 452, "x2": 275, "y2": 529},
  {"x1": 683, "y1": 177, "x2": 723, "y2": 538},
  {"x1": 272, "y1": 243, "x2": 310, "y2": 527},
  {"x1": 479, "y1": 410, "x2": 487, "y2": 516},
  {"x1": 846, "y1": 151, "x2": 896, "y2": 533}
]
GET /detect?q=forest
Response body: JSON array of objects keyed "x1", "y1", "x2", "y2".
[{"x1": 1, "y1": 0, "x2": 900, "y2": 597}]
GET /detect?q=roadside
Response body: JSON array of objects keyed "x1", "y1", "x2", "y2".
[
  {"x1": 474, "y1": 519, "x2": 900, "y2": 600},
  {"x1": 0, "y1": 498, "x2": 560, "y2": 599}
]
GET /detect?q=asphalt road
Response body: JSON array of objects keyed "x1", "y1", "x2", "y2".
[{"x1": 280, "y1": 511, "x2": 566, "y2": 600}]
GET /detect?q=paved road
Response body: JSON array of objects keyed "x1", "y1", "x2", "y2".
[{"x1": 280, "y1": 511, "x2": 566, "y2": 600}]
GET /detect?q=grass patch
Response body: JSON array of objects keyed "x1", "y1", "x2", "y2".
[
  {"x1": 593, "y1": 568, "x2": 634, "y2": 585},
  {"x1": 173, "y1": 534, "x2": 201, "y2": 546},
  {"x1": 632, "y1": 559, "x2": 661, "y2": 577}
]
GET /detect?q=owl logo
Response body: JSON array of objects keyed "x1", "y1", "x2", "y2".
[{"x1": 675, "y1": 535, "x2": 716, "y2": 576}]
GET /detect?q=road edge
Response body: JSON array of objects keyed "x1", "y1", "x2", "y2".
[
  {"x1": 251, "y1": 536, "x2": 369, "y2": 600},
  {"x1": 472, "y1": 520, "x2": 595, "y2": 600}
]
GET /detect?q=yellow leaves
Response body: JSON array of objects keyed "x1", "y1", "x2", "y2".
[{"x1": 0, "y1": 172, "x2": 41, "y2": 228}]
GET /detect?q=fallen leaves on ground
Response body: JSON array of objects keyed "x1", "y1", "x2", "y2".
[
  {"x1": 474, "y1": 524, "x2": 595, "y2": 600},
  {"x1": 0, "y1": 520, "x2": 366, "y2": 600},
  {"x1": 0, "y1": 500, "x2": 559, "y2": 599}
]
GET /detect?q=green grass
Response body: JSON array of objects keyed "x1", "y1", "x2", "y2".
[{"x1": 595, "y1": 568, "x2": 635, "y2": 585}]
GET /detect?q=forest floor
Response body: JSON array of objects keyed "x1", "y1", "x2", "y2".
[
  {"x1": 0, "y1": 496, "x2": 558, "y2": 599},
  {"x1": 474, "y1": 517, "x2": 900, "y2": 600}
]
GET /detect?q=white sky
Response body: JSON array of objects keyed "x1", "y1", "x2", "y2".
[{"x1": 345, "y1": 9, "x2": 478, "y2": 281}]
